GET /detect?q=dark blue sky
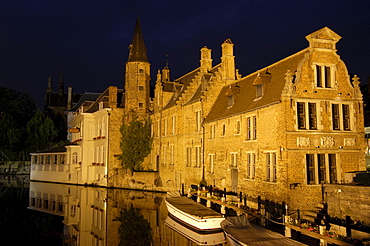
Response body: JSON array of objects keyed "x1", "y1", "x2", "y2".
[{"x1": 1, "y1": 0, "x2": 369, "y2": 108}]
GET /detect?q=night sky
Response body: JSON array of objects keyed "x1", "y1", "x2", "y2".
[{"x1": 1, "y1": 0, "x2": 369, "y2": 109}]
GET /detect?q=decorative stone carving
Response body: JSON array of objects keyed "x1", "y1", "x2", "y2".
[
  {"x1": 321, "y1": 136, "x2": 335, "y2": 147},
  {"x1": 344, "y1": 138, "x2": 356, "y2": 146},
  {"x1": 297, "y1": 137, "x2": 310, "y2": 147}
]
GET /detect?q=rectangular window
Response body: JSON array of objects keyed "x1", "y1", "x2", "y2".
[
  {"x1": 297, "y1": 102, "x2": 317, "y2": 130},
  {"x1": 246, "y1": 153, "x2": 255, "y2": 180},
  {"x1": 170, "y1": 145, "x2": 174, "y2": 165},
  {"x1": 186, "y1": 147, "x2": 192, "y2": 167},
  {"x1": 306, "y1": 153, "x2": 337, "y2": 185},
  {"x1": 332, "y1": 104, "x2": 351, "y2": 131},
  {"x1": 221, "y1": 124, "x2": 226, "y2": 136},
  {"x1": 163, "y1": 118, "x2": 167, "y2": 136},
  {"x1": 329, "y1": 154, "x2": 337, "y2": 183},
  {"x1": 209, "y1": 154, "x2": 215, "y2": 173},
  {"x1": 265, "y1": 152, "x2": 276, "y2": 182},
  {"x1": 231, "y1": 153, "x2": 238, "y2": 167},
  {"x1": 246, "y1": 116, "x2": 257, "y2": 140},
  {"x1": 195, "y1": 147, "x2": 201, "y2": 167},
  {"x1": 318, "y1": 154, "x2": 326, "y2": 183},
  {"x1": 162, "y1": 146, "x2": 167, "y2": 165},
  {"x1": 235, "y1": 121, "x2": 241, "y2": 135},
  {"x1": 332, "y1": 104, "x2": 340, "y2": 130},
  {"x1": 209, "y1": 124, "x2": 216, "y2": 139},
  {"x1": 171, "y1": 116, "x2": 176, "y2": 135},
  {"x1": 196, "y1": 111, "x2": 202, "y2": 132},
  {"x1": 316, "y1": 65, "x2": 333, "y2": 88},
  {"x1": 306, "y1": 154, "x2": 315, "y2": 184},
  {"x1": 342, "y1": 104, "x2": 350, "y2": 131}
]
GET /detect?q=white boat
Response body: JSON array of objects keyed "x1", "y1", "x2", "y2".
[
  {"x1": 165, "y1": 216, "x2": 226, "y2": 245},
  {"x1": 165, "y1": 192, "x2": 224, "y2": 232},
  {"x1": 221, "y1": 216, "x2": 308, "y2": 246}
]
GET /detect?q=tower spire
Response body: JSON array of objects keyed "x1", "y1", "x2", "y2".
[{"x1": 127, "y1": 17, "x2": 148, "y2": 62}]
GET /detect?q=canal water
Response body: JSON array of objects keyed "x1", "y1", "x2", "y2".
[{"x1": 0, "y1": 175, "x2": 226, "y2": 246}]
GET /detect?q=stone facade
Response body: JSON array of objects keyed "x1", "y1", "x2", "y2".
[{"x1": 148, "y1": 27, "x2": 367, "y2": 214}]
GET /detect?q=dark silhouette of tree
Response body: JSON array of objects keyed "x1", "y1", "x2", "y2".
[
  {"x1": 119, "y1": 117, "x2": 153, "y2": 170},
  {"x1": 0, "y1": 87, "x2": 36, "y2": 160},
  {"x1": 26, "y1": 110, "x2": 58, "y2": 152}
]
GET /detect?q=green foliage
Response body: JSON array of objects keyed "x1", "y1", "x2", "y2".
[
  {"x1": 0, "y1": 86, "x2": 36, "y2": 123},
  {"x1": 119, "y1": 117, "x2": 153, "y2": 171},
  {"x1": 0, "y1": 87, "x2": 36, "y2": 160},
  {"x1": 114, "y1": 207, "x2": 152, "y2": 246},
  {"x1": 26, "y1": 109, "x2": 58, "y2": 152}
]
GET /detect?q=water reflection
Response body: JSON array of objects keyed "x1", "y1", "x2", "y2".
[{"x1": 27, "y1": 181, "x2": 226, "y2": 245}]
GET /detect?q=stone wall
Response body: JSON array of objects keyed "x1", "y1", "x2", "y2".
[{"x1": 325, "y1": 184, "x2": 370, "y2": 226}]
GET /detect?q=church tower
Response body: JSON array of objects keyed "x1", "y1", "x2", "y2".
[{"x1": 124, "y1": 17, "x2": 150, "y2": 119}]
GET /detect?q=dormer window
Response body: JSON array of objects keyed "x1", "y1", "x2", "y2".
[
  {"x1": 256, "y1": 85, "x2": 263, "y2": 98},
  {"x1": 227, "y1": 95, "x2": 234, "y2": 107}
]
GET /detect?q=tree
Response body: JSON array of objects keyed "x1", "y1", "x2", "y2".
[
  {"x1": 26, "y1": 110, "x2": 58, "y2": 152},
  {"x1": 0, "y1": 87, "x2": 36, "y2": 160},
  {"x1": 119, "y1": 117, "x2": 153, "y2": 171}
]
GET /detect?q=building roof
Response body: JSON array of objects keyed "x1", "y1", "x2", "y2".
[
  {"x1": 30, "y1": 144, "x2": 75, "y2": 154},
  {"x1": 70, "y1": 92, "x2": 101, "y2": 111},
  {"x1": 127, "y1": 17, "x2": 148, "y2": 62},
  {"x1": 205, "y1": 49, "x2": 308, "y2": 123}
]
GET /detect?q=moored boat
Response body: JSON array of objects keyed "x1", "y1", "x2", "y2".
[
  {"x1": 165, "y1": 192, "x2": 224, "y2": 233},
  {"x1": 221, "y1": 216, "x2": 308, "y2": 246}
]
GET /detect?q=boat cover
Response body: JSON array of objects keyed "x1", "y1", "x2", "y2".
[
  {"x1": 166, "y1": 196, "x2": 223, "y2": 219},
  {"x1": 221, "y1": 216, "x2": 307, "y2": 246}
]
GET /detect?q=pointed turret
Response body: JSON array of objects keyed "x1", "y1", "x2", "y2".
[
  {"x1": 127, "y1": 17, "x2": 148, "y2": 62},
  {"x1": 124, "y1": 17, "x2": 151, "y2": 120}
]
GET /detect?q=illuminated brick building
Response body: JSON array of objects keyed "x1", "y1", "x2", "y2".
[
  {"x1": 32, "y1": 20, "x2": 367, "y2": 220},
  {"x1": 150, "y1": 27, "x2": 367, "y2": 213}
]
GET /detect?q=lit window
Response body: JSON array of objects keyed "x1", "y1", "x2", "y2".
[
  {"x1": 265, "y1": 152, "x2": 276, "y2": 182},
  {"x1": 186, "y1": 147, "x2": 192, "y2": 167},
  {"x1": 315, "y1": 65, "x2": 334, "y2": 88},
  {"x1": 306, "y1": 154, "x2": 337, "y2": 185},
  {"x1": 196, "y1": 111, "x2": 202, "y2": 131},
  {"x1": 332, "y1": 104, "x2": 351, "y2": 131},
  {"x1": 221, "y1": 124, "x2": 226, "y2": 136},
  {"x1": 209, "y1": 124, "x2": 216, "y2": 139},
  {"x1": 231, "y1": 153, "x2": 238, "y2": 167},
  {"x1": 246, "y1": 116, "x2": 257, "y2": 140},
  {"x1": 195, "y1": 147, "x2": 201, "y2": 167},
  {"x1": 235, "y1": 121, "x2": 241, "y2": 135},
  {"x1": 209, "y1": 154, "x2": 215, "y2": 173},
  {"x1": 297, "y1": 102, "x2": 317, "y2": 130},
  {"x1": 246, "y1": 152, "x2": 255, "y2": 180}
]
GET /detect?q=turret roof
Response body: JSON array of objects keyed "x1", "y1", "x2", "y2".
[{"x1": 127, "y1": 17, "x2": 148, "y2": 62}]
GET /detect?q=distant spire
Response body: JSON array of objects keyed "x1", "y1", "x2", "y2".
[
  {"x1": 58, "y1": 67, "x2": 64, "y2": 96},
  {"x1": 127, "y1": 17, "x2": 148, "y2": 62}
]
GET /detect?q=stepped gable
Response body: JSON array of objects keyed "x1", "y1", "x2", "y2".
[
  {"x1": 163, "y1": 64, "x2": 221, "y2": 110},
  {"x1": 205, "y1": 49, "x2": 307, "y2": 123}
]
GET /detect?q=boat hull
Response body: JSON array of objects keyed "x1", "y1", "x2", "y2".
[{"x1": 165, "y1": 197, "x2": 224, "y2": 233}]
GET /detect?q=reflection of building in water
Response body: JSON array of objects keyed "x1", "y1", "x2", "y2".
[
  {"x1": 28, "y1": 182, "x2": 107, "y2": 245},
  {"x1": 28, "y1": 182, "x2": 225, "y2": 246}
]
